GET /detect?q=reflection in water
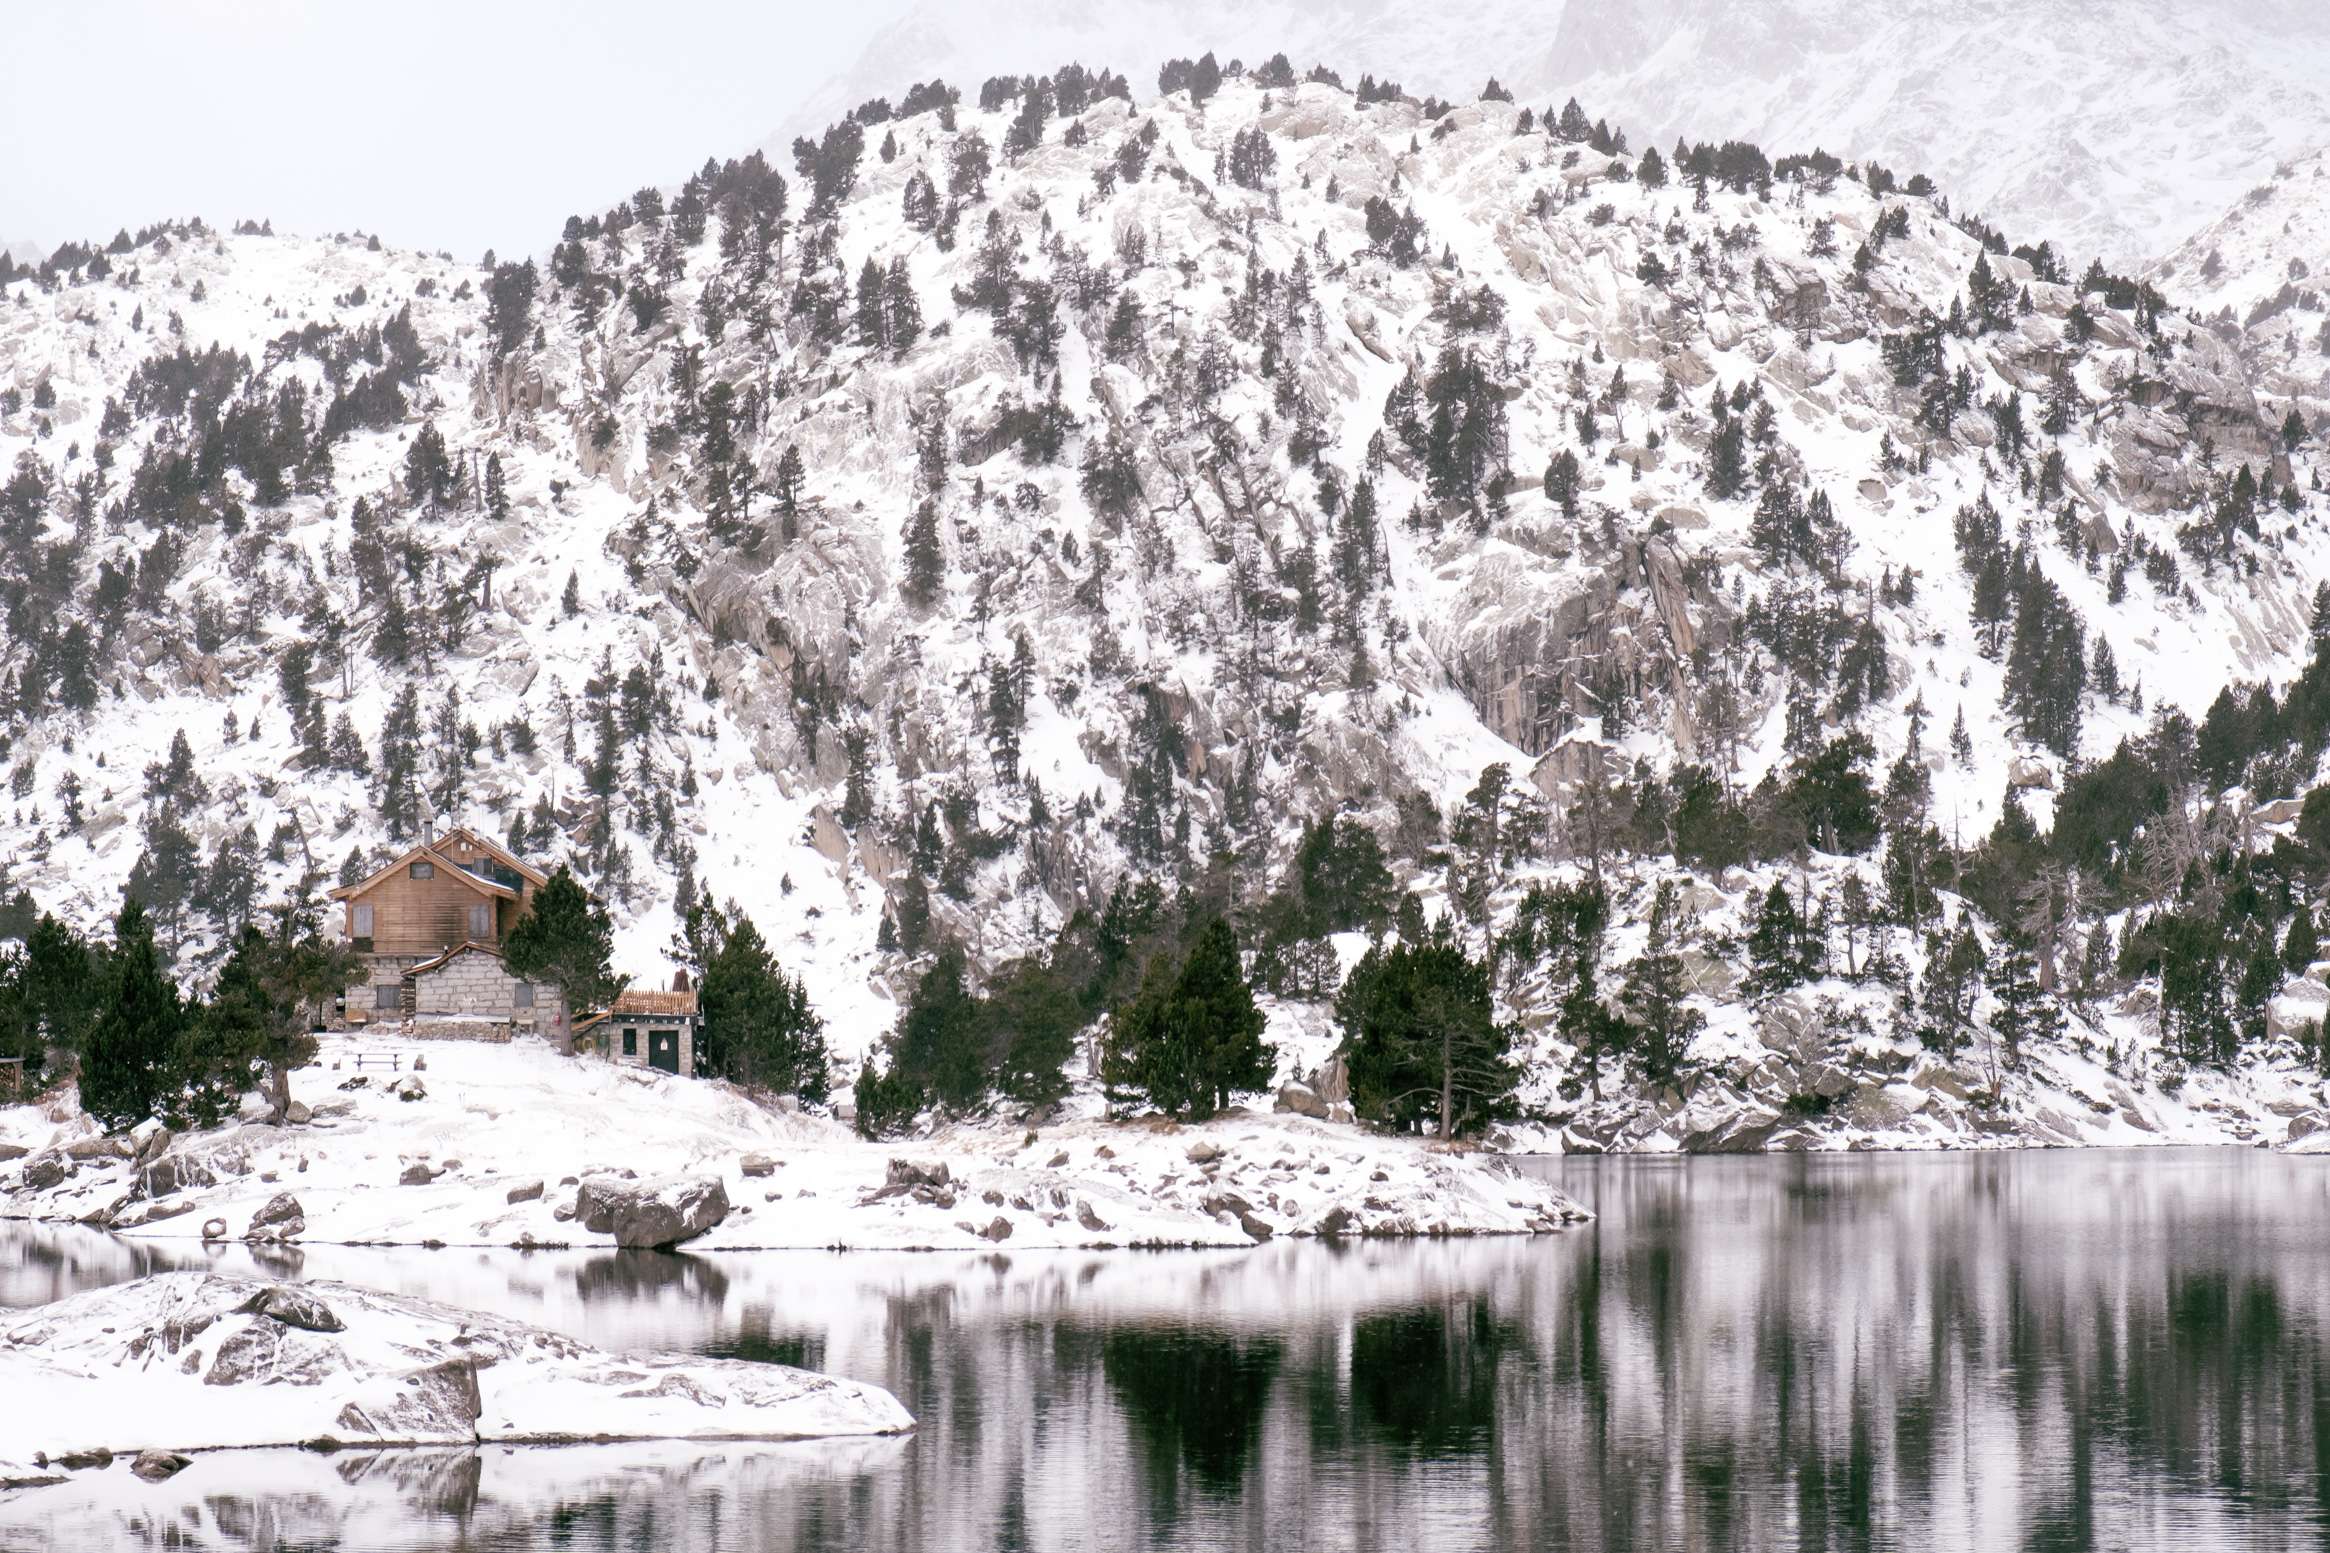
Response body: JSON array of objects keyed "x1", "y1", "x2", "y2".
[
  {"x1": 1345, "y1": 1303, "x2": 1515, "y2": 1460},
  {"x1": 1097, "y1": 1327, "x2": 1282, "y2": 1517},
  {"x1": 1, "y1": 1149, "x2": 2326, "y2": 1550}
]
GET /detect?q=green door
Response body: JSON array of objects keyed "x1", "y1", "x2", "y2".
[{"x1": 648, "y1": 1029, "x2": 680, "y2": 1074}]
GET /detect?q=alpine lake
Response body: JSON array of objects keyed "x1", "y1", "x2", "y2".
[{"x1": 3, "y1": 1146, "x2": 2325, "y2": 1552}]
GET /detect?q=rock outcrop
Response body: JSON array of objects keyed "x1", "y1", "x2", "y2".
[
  {"x1": 0, "y1": 1272, "x2": 912, "y2": 1474},
  {"x1": 573, "y1": 1175, "x2": 730, "y2": 1249}
]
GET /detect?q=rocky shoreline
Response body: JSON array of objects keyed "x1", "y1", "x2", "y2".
[
  {"x1": 0, "y1": 1271, "x2": 911, "y2": 1492},
  {"x1": 0, "y1": 1036, "x2": 1590, "y2": 1252},
  {"x1": 1522, "y1": 992, "x2": 2329, "y2": 1155}
]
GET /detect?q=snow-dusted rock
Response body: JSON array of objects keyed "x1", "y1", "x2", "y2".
[
  {"x1": 128, "y1": 1450, "x2": 190, "y2": 1483},
  {"x1": 574, "y1": 1175, "x2": 730, "y2": 1249},
  {"x1": 1274, "y1": 1082, "x2": 1330, "y2": 1119},
  {"x1": 243, "y1": 1193, "x2": 304, "y2": 1241},
  {"x1": 0, "y1": 1272, "x2": 910, "y2": 1474}
]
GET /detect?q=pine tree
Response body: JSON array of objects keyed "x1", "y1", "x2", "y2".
[
  {"x1": 377, "y1": 683, "x2": 424, "y2": 840},
  {"x1": 2286, "y1": 904, "x2": 2320, "y2": 974},
  {"x1": 226, "y1": 905, "x2": 357, "y2": 1121},
  {"x1": 181, "y1": 930, "x2": 267, "y2": 1126},
  {"x1": 2237, "y1": 940, "x2": 2284, "y2": 1046},
  {"x1": 1187, "y1": 51, "x2": 1223, "y2": 105},
  {"x1": 902, "y1": 499, "x2": 945, "y2": 607},
  {"x1": 1337, "y1": 921, "x2": 1520, "y2": 1138},
  {"x1": 17, "y1": 915, "x2": 94, "y2": 1068},
  {"x1": 79, "y1": 897, "x2": 187, "y2": 1130},
  {"x1": 1542, "y1": 449, "x2": 1582, "y2": 521},
  {"x1": 1102, "y1": 919, "x2": 1273, "y2": 1119},
  {"x1": 697, "y1": 906, "x2": 829, "y2": 1097},
  {"x1": 1918, "y1": 922, "x2": 1984, "y2": 1059},
  {"x1": 403, "y1": 421, "x2": 454, "y2": 516},
  {"x1": 1705, "y1": 415, "x2": 1748, "y2": 500},
  {"x1": 503, "y1": 867, "x2": 621, "y2": 1026},
  {"x1": 949, "y1": 130, "x2": 992, "y2": 202},
  {"x1": 1989, "y1": 936, "x2": 2058, "y2": 1070},
  {"x1": 882, "y1": 256, "x2": 922, "y2": 351},
  {"x1": 902, "y1": 169, "x2": 939, "y2": 230},
  {"x1": 1745, "y1": 881, "x2": 1819, "y2": 998},
  {"x1": 1620, "y1": 879, "x2": 1705, "y2": 1082},
  {"x1": 985, "y1": 957, "x2": 1080, "y2": 1109},
  {"x1": 853, "y1": 256, "x2": 888, "y2": 348},
  {"x1": 485, "y1": 452, "x2": 509, "y2": 522},
  {"x1": 890, "y1": 946, "x2": 987, "y2": 1112},
  {"x1": 851, "y1": 1055, "x2": 924, "y2": 1138}
]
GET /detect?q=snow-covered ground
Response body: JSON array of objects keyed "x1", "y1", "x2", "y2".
[
  {"x1": 0, "y1": 1034, "x2": 1586, "y2": 1248},
  {"x1": 0, "y1": 1269, "x2": 911, "y2": 1491}
]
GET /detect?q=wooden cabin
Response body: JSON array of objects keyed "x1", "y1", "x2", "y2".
[
  {"x1": 575, "y1": 978, "x2": 702, "y2": 1076},
  {"x1": 329, "y1": 828, "x2": 558, "y2": 1035},
  {"x1": 330, "y1": 827, "x2": 547, "y2": 957}
]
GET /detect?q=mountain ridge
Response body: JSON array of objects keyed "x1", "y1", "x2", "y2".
[{"x1": 4, "y1": 60, "x2": 2329, "y2": 1146}]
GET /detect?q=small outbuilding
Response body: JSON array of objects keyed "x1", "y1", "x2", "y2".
[{"x1": 576, "y1": 977, "x2": 702, "y2": 1077}]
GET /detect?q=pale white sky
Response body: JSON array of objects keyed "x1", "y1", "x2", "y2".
[{"x1": 0, "y1": 0, "x2": 913, "y2": 261}]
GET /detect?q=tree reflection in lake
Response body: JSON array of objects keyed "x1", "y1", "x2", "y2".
[
  {"x1": 1088, "y1": 1326, "x2": 1282, "y2": 1524},
  {"x1": 2, "y1": 1148, "x2": 2327, "y2": 1551}
]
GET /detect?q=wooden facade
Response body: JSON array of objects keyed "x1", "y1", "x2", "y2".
[{"x1": 328, "y1": 827, "x2": 548, "y2": 958}]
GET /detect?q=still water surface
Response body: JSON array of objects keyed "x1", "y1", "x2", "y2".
[{"x1": 2, "y1": 1148, "x2": 2326, "y2": 1551}]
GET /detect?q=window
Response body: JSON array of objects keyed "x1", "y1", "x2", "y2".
[
  {"x1": 374, "y1": 984, "x2": 401, "y2": 1010},
  {"x1": 352, "y1": 904, "x2": 374, "y2": 938},
  {"x1": 409, "y1": 861, "x2": 435, "y2": 880},
  {"x1": 512, "y1": 982, "x2": 535, "y2": 1009},
  {"x1": 621, "y1": 1028, "x2": 638, "y2": 1056},
  {"x1": 468, "y1": 903, "x2": 492, "y2": 939}
]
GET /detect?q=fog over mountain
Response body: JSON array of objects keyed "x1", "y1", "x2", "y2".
[{"x1": 782, "y1": 0, "x2": 2330, "y2": 267}]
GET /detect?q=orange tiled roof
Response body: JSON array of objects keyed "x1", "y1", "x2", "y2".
[{"x1": 608, "y1": 988, "x2": 699, "y2": 1017}]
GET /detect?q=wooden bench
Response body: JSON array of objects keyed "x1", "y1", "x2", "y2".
[{"x1": 350, "y1": 1052, "x2": 403, "y2": 1072}]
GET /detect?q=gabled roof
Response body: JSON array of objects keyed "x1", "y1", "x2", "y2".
[
  {"x1": 434, "y1": 826, "x2": 551, "y2": 887},
  {"x1": 329, "y1": 839, "x2": 523, "y2": 902},
  {"x1": 408, "y1": 940, "x2": 505, "y2": 976}
]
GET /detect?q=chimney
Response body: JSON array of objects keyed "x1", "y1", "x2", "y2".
[{"x1": 673, "y1": 969, "x2": 691, "y2": 993}]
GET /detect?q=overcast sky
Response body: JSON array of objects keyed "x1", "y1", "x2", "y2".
[{"x1": 1, "y1": 0, "x2": 912, "y2": 260}]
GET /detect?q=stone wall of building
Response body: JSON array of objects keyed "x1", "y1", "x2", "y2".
[
  {"x1": 334, "y1": 948, "x2": 566, "y2": 1039},
  {"x1": 342, "y1": 955, "x2": 424, "y2": 1028},
  {"x1": 604, "y1": 1019, "x2": 699, "y2": 1077},
  {"x1": 414, "y1": 952, "x2": 531, "y2": 1016}
]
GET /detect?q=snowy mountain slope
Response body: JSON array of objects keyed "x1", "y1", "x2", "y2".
[
  {"x1": 782, "y1": 0, "x2": 2330, "y2": 267},
  {"x1": 3, "y1": 67, "x2": 2327, "y2": 1141},
  {"x1": 2153, "y1": 145, "x2": 2330, "y2": 431}
]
